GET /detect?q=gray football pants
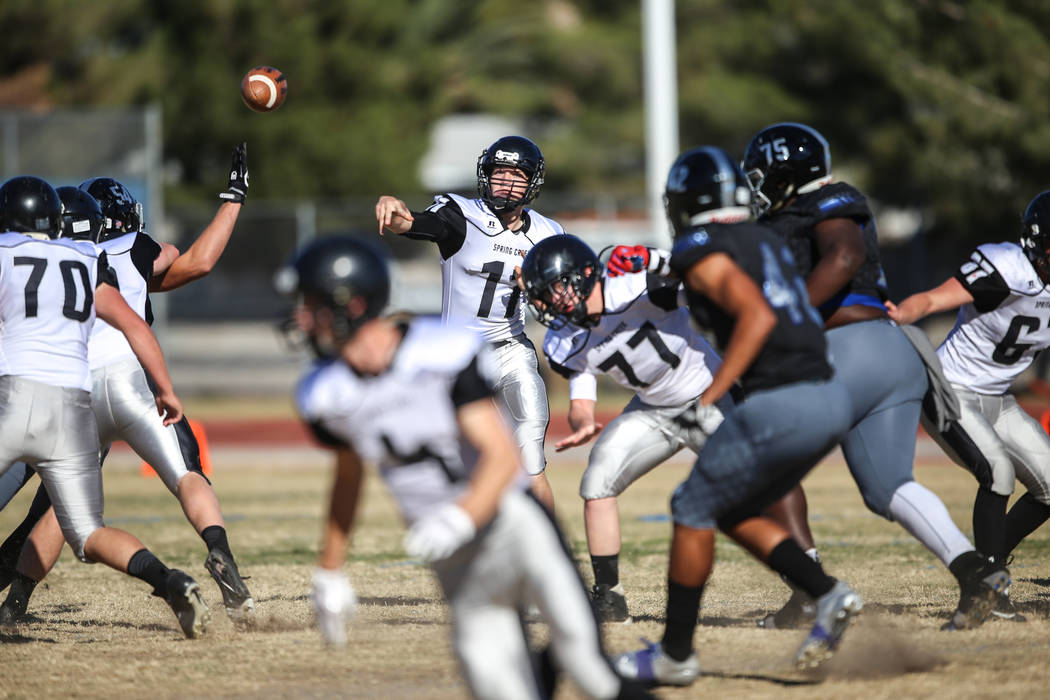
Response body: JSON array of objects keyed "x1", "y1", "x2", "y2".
[
  {"x1": 672, "y1": 378, "x2": 853, "y2": 530},
  {"x1": 580, "y1": 393, "x2": 731, "y2": 500},
  {"x1": 0, "y1": 376, "x2": 103, "y2": 560},
  {"x1": 93, "y1": 357, "x2": 201, "y2": 494},
  {"x1": 433, "y1": 490, "x2": 620, "y2": 700},
  {"x1": 827, "y1": 320, "x2": 928, "y2": 515},
  {"x1": 489, "y1": 336, "x2": 549, "y2": 476},
  {"x1": 925, "y1": 385, "x2": 1050, "y2": 504}
]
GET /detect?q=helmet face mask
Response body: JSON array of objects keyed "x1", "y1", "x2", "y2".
[
  {"x1": 741, "y1": 122, "x2": 832, "y2": 216},
  {"x1": 1021, "y1": 191, "x2": 1050, "y2": 284},
  {"x1": 520, "y1": 234, "x2": 600, "y2": 329},
  {"x1": 78, "y1": 177, "x2": 143, "y2": 239},
  {"x1": 0, "y1": 176, "x2": 63, "y2": 238},
  {"x1": 477, "y1": 136, "x2": 545, "y2": 214},
  {"x1": 274, "y1": 236, "x2": 391, "y2": 358},
  {"x1": 664, "y1": 146, "x2": 753, "y2": 238}
]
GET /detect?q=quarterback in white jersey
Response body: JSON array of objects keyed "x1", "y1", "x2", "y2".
[
  {"x1": 0, "y1": 152, "x2": 253, "y2": 628},
  {"x1": 0, "y1": 176, "x2": 207, "y2": 639},
  {"x1": 283, "y1": 236, "x2": 651, "y2": 700},
  {"x1": 887, "y1": 191, "x2": 1050, "y2": 619},
  {"x1": 521, "y1": 234, "x2": 727, "y2": 622},
  {"x1": 376, "y1": 136, "x2": 563, "y2": 510}
]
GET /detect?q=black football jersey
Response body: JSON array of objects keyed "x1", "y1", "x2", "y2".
[
  {"x1": 669, "y1": 222, "x2": 832, "y2": 395},
  {"x1": 760, "y1": 182, "x2": 888, "y2": 317}
]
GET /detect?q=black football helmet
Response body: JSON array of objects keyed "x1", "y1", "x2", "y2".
[
  {"x1": 741, "y1": 122, "x2": 832, "y2": 215},
  {"x1": 1021, "y1": 191, "x2": 1050, "y2": 283},
  {"x1": 56, "y1": 186, "x2": 105, "y2": 242},
  {"x1": 664, "y1": 146, "x2": 753, "y2": 238},
  {"x1": 0, "y1": 175, "x2": 63, "y2": 238},
  {"x1": 79, "y1": 177, "x2": 142, "y2": 239},
  {"x1": 476, "y1": 135, "x2": 545, "y2": 213},
  {"x1": 274, "y1": 236, "x2": 391, "y2": 357},
  {"x1": 520, "y1": 234, "x2": 600, "y2": 329}
]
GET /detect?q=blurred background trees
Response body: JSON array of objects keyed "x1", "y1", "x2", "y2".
[{"x1": 2, "y1": 0, "x2": 1049, "y2": 297}]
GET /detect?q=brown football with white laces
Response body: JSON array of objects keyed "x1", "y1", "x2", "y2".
[{"x1": 240, "y1": 66, "x2": 288, "y2": 113}]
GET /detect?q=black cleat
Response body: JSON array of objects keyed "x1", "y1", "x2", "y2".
[
  {"x1": 162, "y1": 569, "x2": 210, "y2": 639},
  {"x1": 0, "y1": 573, "x2": 37, "y2": 629},
  {"x1": 757, "y1": 585, "x2": 815, "y2": 630},
  {"x1": 990, "y1": 585, "x2": 1027, "y2": 623},
  {"x1": 942, "y1": 561, "x2": 1010, "y2": 631},
  {"x1": 591, "y1": 583, "x2": 630, "y2": 623},
  {"x1": 204, "y1": 549, "x2": 255, "y2": 626}
]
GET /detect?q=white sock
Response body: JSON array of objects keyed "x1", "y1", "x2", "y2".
[{"x1": 888, "y1": 481, "x2": 974, "y2": 567}]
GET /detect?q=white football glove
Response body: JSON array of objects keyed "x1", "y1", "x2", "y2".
[
  {"x1": 403, "y1": 503, "x2": 476, "y2": 562},
  {"x1": 311, "y1": 567, "x2": 357, "y2": 647},
  {"x1": 694, "y1": 401, "x2": 725, "y2": 436}
]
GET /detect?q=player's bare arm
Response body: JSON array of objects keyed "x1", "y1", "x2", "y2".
[
  {"x1": 318, "y1": 447, "x2": 366, "y2": 570},
  {"x1": 150, "y1": 144, "x2": 247, "y2": 292},
  {"x1": 152, "y1": 242, "x2": 180, "y2": 278},
  {"x1": 375, "y1": 195, "x2": 415, "y2": 236},
  {"x1": 807, "y1": 217, "x2": 866, "y2": 307},
  {"x1": 150, "y1": 202, "x2": 242, "y2": 292},
  {"x1": 683, "y1": 252, "x2": 776, "y2": 405},
  {"x1": 885, "y1": 276, "x2": 974, "y2": 326},
  {"x1": 555, "y1": 397, "x2": 603, "y2": 452},
  {"x1": 94, "y1": 283, "x2": 183, "y2": 425},
  {"x1": 454, "y1": 398, "x2": 520, "y2": 528}
]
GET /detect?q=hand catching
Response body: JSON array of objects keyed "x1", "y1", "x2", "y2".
[{"x1": 219, "y1": 142, "x2": 249, "y2": 204}]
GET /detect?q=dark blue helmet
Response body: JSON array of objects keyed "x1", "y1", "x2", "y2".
[
  {"x1": 742, "y1": 122, "x2": 832, "y2": 215},
  {"x1": 664, "y1": 146, "x2": 753, "y2": 237}
]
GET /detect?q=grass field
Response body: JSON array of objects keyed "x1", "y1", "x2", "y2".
[{"x1": 1, "y1": 438, "x2": 1048, "y2": 699}]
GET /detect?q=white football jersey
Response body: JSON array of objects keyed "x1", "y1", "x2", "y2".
[
  {"x1": 296, "y1": 318, "x2": 521, "y2": 524},
  {"x1": 939, "y1": 242, "x2": 1050, "y2": 394},
  {"x1": 89, "y1": 232, "x2": 161, "y2": 370},
  {"x1": 543, "y1": 272, "x2": 722, "y2": 407},
  {"x1": 0, "y1": 233, "x2": 104, "y2": 391},
  {"x1": 431, "y1": 193, "x2": 564, "y2": 342}
]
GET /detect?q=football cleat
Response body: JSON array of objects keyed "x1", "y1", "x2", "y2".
[
  {"x1": 591, "y1": 583, "x2": 630, "y2": 623},
  {"x1": 0, "y1": 573, "x2": 37, "y2": 629},
  {"x1": 613, "y1": 638, "x2": 700, "y2": 687},
  {"x1": 794, "y1": 581, "x2": 862, "y2": 670},
  {"x1": 163, "y1": 569, "x2": 210, "y2": 639},
  {"x1": 757, "y1": 585, "x2": 815, "y2": 630},
  {"x1": 942, "y1": 562, "x2": 1010, "y2": 631},
  {"x1": 204, "y1": 549, "x2": 255, "y2": 626},
  {"x1": 991, "y1": 586, "x2": 1027, "y2": 623}
]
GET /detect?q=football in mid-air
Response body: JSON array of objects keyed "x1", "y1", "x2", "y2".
[{"x1": 241, "y1": 66, "x2": 288, "y2": 113}]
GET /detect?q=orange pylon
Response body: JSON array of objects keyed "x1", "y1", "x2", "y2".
[{"x1": 140, "y1": 419, "x2": 213, "y2": 477}]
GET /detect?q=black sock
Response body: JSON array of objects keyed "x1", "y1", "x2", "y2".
[
  {"x1": 766, "y1": 539, "x2": 835, "y2": 599},
  {"x1": 1002, "y1": 492, "x2": 1050, "y2": 555},
  {"x1": 591, "y1": 553, "x2": 619, "y2": 588},
  {"x1": 947, "y1": 550, "x2": 986, "y2": 584},
  {"x1": 972, "y1": 487, "x2": 1009, "y2": 560},
  {"x1": 127, "y1": 549, "x2": 171, "y2": 595},
  {"x1": 0, "y1": 482, "x2": 52, "y2": 567},
  {"x1": 2, "y1": 572, "x2": 38, "y2": 615},
  {"x1": 201, "y1": 525, "x2": 232, "y2": 559},
  {"x1": 660, "y1": 579, "x2": 703, "y2": 662}
]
